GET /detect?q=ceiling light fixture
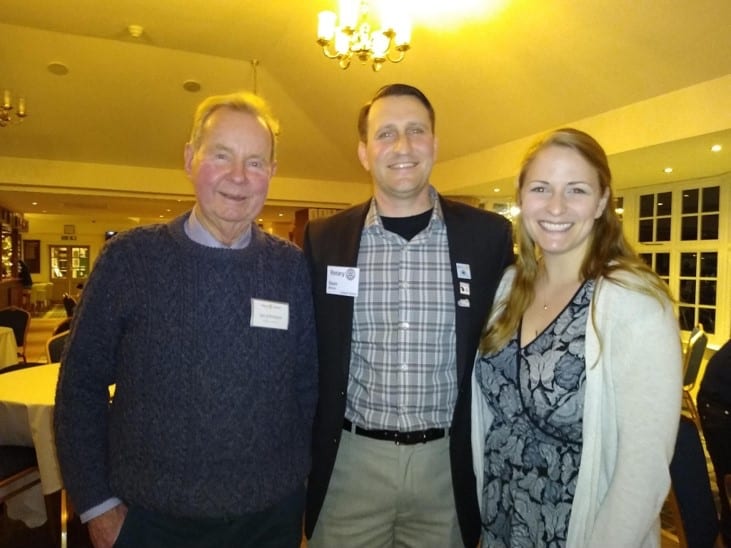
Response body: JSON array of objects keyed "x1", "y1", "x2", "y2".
[
  {"x1": 710, "y1": 144, "x2": 722, "y2": 152},
  {"x1": 317, "y1": 0, "x2": 411, "y2": 71},
  {"x1": 1, "y1": 89, "x2": 27, "y2": 128}
]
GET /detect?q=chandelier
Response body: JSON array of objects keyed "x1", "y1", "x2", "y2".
[
  {"x1": 1, "y1": 90, "x2": 27, "y2": 128},
  {"x1": 316, "y1": 0, "x2": 412, "y2": 71}
]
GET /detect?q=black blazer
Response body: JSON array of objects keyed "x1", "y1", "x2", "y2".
[{"x1": 303, "y1": 195, "x2": 513, "y2": 547}]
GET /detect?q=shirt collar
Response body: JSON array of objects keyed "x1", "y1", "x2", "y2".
[
  {"x1": 184, "y1": 206, "x2": 253, "y2": 249},
  {"x1": 364, "y1": 185, "x2": 444, "y2": 230}
]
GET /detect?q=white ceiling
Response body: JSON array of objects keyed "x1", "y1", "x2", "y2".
[{"x1": 0, "y1": 0, "x2": 730, "y2": 224}]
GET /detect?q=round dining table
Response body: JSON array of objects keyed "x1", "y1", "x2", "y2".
[
  {"x1": 0, "y1": 363, "x2": 62, "y2": 526},
  {"x1": 0, "y1": 325, "x2": 19, "y2": 370}
]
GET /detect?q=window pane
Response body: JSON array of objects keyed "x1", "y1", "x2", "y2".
[
  {"x1": 681, "y1": 216, "x2": 698, "y2": 240},
  {"x1": 679, "y1": 280, "x2": 696, "y2": 304},
  {"x1": 700, "y1": 252, "x2": 717, "y2": 277},
  {"x1": 639, "y1": 253, "x2": 652, "y2": 267},
  {"x1": 699, "y1": 280, "x2": 716, "y2": 306},
  {"x1": 656, "y1": 218, "x2": 671, "y2": 241},
  {"x1": 639, "y1": 194, "x2": 654, "y2": 217},
  {"x1": 682, "y1": 189, "x2": 699, "y2": 214},
  {"x1": 655, "y1": 253, "x2": 670, "y2": 276},
  {"x1": 639, "y1": 219, "x2": 653, "y2": 242},
  {"x1": 701, "y1": 214, "x2": 719, "y2": 240},
  {"x1": 701, "y1": 186, "x2": 720, "y2": 212},
  {"x1": 680, "y1": 253, "x2": 697, "y2": 277},
  {"x1": 656, "y1": 192, "x2": 672, "y2": 216},
  {"x1": 698, "y1": 309, "x2": 716, "y2": 335},
  {"x1": 678, "y1": 307, "x2": 695, "y2": 331}
]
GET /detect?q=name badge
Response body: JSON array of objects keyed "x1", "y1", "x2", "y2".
[
  {"x1": 326, "y1": 266, "x2": 360, "y2": 297},
  {"x1": 250, "y1": 298, "x2": 289, "y2": 330}
]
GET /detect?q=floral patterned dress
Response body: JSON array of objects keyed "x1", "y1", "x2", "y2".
[{"x1": 475, "y1": 280, "x2": 594, "y2": 548}]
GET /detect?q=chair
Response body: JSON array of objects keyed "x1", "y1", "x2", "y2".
[
  {"x1": 62, "y1": 293, "x2": 77, "y2": 317},
  {"x1": 682, "y1": 324, "x2": 708, "y2": 429},
  {"x1": 0, "y1": 445, "x2": 41, "y2": 504},
  {"x1": 0, "y1": 306, "x2": 31, "y2": 364},
  {"x1": 666, "y1": 416, "x2": 723, "y2": 548},
  {"x1": 46, "y1": 331, "x2": 69, "y2": 364},
  {"x1": 52, "y1": 317, "x2": 72, "y2": 336}
]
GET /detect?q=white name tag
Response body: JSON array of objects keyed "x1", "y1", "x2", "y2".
[
  {"x1": 326, "y1": 266, "x2": 360, "y2": 297},
  {"x1": 250, "y1": 298, "x2": 289, "y2": 330}
]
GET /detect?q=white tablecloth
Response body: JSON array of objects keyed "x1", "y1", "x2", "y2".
[
  {"x1": 0, "y1": 325, "x2": 18, "y2": 370},
  {"x1": 0, "y1": 363, "x2": 62, "y2": 526}
]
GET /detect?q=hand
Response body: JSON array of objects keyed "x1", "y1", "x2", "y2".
[{"x1": 88, "y1": 504, "x2": 129, "y2": 548}]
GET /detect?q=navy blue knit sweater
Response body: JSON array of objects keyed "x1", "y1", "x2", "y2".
[{"x1": 54, "y1": 214, "x2": 318, "y2": 518}]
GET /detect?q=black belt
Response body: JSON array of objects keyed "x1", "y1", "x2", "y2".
[{"x1": 343, "y1": 419, "x2": 449, "y2": 445}]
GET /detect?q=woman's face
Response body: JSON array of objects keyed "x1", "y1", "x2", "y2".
[{"x1": 520, "y1": 145, "x2": 608, "y2": 263}]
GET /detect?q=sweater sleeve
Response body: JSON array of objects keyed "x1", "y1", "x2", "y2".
[
  {"x1": 587, "y1": 288, "x2": 682, "y2": 547},
  {"x1": 292, "y1": 251, "x2": 319, "y2": 435},
  {"x1": 54, "y1": 236, "x2": 135, "y2": 515}
]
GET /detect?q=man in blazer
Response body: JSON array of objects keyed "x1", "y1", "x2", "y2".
[{"x1": 304, "y1": 83, "x2": 513, "y2": 548}]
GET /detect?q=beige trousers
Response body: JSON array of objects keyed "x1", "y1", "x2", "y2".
[{"x1": 308, "y1": 428, "x2": 463, "y2": 548}]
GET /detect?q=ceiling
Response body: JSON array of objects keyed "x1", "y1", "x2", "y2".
[{"x1": 0, "y1": 0, "x2": 730, "y2": 225}]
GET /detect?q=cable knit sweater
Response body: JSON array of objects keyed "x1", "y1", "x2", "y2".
[{"x1": 54, "y1": 213, "x2": 318, "y2": 518}]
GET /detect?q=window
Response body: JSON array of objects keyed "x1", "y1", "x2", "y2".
[
  {"x1": 638, "y1": 191, "x2": 672, "y2": 242},
  {"x1": 680, "y1": 186, "x2": 719, "y2": 240},
  {"x1": 678, "y1": 251, "x2": 717, "y2": 334}
]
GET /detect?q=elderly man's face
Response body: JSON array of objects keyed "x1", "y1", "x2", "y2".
[{"x1": 184, "y1": 107, "x2": 276, "y2": 244}]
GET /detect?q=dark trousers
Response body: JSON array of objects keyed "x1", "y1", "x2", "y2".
[
  {"x1": 698, "y1": 396, "x2": 731, "y2": 546},
  {"x1": 113, "y1": 486, "x2": 305, "y2": 548}
]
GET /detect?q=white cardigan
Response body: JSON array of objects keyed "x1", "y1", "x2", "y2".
[{"x1": 472, "y1": 267, "x2": 682, "y2": 548}]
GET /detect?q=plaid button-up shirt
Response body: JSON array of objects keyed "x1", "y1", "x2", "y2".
[{"x1": 345, "y1": 195, "x2": 457, "y2": 431}]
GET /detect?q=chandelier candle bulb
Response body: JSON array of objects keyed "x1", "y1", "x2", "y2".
[
  {"x1": 339, "y1": 0, "x2": 360, "y2": 30},
  {"x1": 3, "y1": 90, "x2": 10, "y2": 109},
  {"x1": 18, "y1": 97, "x2": 26, "y2": 116},
  {"x1": 317, "y1": 11, "x2": 337, "y2": 42}
]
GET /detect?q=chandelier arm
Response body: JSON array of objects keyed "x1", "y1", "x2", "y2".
[
  {"x1": 320, "y1": 44, "x2": 341, "y2": 59},
  {"x1": 385, "y1": 50, "x2": 407, "y2": 63}
]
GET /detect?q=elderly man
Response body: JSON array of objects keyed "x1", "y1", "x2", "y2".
[{"x1": 55, "y1": 92, "x2": 317, "y2": 548}]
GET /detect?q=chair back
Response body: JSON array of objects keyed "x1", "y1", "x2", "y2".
[
  {"x1": 0, "y1": 306, "x2": 31, "y2": 363},
  {"x1": 46, "y1": 331, "x2": 69, "y2": 363},
  {"x1": 683, "y1": 325, "x2": 708, "y2": 388},
  {"x1": 0, "y1": 445, "x2": 40, "y2": 503},
  {"x1": 668, "y1": 415, "x2": 720, "y2": 548},
  {"x1": 62, "y1": 293, "x2": 77, "y2": 317},
  {"x1": 53, "y1": 317, "x2": 72, "y2": 336}
]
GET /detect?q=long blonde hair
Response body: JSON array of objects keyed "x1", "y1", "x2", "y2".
[{"x1": 480, "y1": 128, "x2": 673, "y2": 354}]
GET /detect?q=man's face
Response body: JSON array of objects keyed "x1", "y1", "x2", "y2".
[
  {"x1": 184, "y1": 107, "x2": 276, "y2": 243},
  {"x1": 358, "y1": 95, "x2": 437, "y2": 208}
]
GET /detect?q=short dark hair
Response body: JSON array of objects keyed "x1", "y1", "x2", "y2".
[{"x1": 357, "y1": 83, "x2": 435, "y2": 142}]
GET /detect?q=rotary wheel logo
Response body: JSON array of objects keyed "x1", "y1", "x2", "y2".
[{"x1": 345, "y1": 269, "x2": 356, "y2": 281}]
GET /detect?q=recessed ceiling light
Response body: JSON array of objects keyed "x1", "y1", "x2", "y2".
[
  {"x1": 278, "y1": 213, "x2": 284, "y2": 217},
  {"x1": 663, "y1": 167, "x2": 673, "y2": 174},
  {"x1": 31, "y1": 201, "x2": 38, "y2": 206},
  {"x1": 711, "y1": 144, "x2": 722, "y2": 152},
  {"x1": 47, "y1": 62, "x2": 69, "y2": 76},
  {"x1": 493, "y1": 188, "x2": 500, "y2": 193},
  {"x1": 258, "y1": 218, "x2": 263, "y2": 222},
  {"x1": 128, "y1": 24, "x2": 144, "y2": 38},
  {"x1": 183, "y1": 80, "x2": 201, "y2": 93}
]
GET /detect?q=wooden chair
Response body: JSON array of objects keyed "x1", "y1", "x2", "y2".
[
  {"x1": 666, "y1": 416, "x2": 724, "y2": 548},
  {"x1": 46, "y1": 331, "x2": 69, "y2": 364},
  {"x1": 0, "y1": 306, "x2": 31, "y2": 364},
  {"x1": 0, "y1": 445, "x2": 40, "y2": 503},
  {"x1": 682, "y1": 324, "x2": 708, "y2": 430}
]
